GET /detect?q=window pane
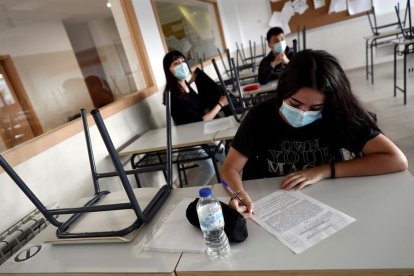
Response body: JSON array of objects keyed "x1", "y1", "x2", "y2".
[
  {"x1": 0, "y1": 0, "x2": 147, "y2": 141},
  {"x1": 155, "y1": 0, "x2": 225, "y2": 67}
]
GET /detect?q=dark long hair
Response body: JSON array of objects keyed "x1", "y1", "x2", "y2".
[
  {"x1": 162, "y1": 50, "x2": 191, "y2": 97},
  {"x1": 275, "y1": 49, "x2": 380, "y2": 145}
]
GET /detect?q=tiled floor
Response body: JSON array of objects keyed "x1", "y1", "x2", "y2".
[{"x1": 348, "y1": 61, "x2": 414, "y2": 174}]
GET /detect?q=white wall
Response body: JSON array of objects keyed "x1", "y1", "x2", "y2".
[{"x1": 217, "y1": 0, "x2": 400, "y2": 70}]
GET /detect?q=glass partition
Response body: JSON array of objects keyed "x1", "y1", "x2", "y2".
[
  {"x1": 0, "y1": 0, "x2": 149, "y2": 152},
  {"x1": 153, "y1": 0, "x2": 225, "y2": 67}
]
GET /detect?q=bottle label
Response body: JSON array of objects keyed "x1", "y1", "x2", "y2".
[{"x1": 200, "y1": 211, "x2": 224, "y2": 230}]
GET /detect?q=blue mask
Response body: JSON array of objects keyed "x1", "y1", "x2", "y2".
[
  {"x1": 174, "y1": 63, "x2": 189, "y2": 80},
  {"x1": 279, "y1": 101, "x2": 322, "y2": 128},
  {"x1": 273, "y1": 40, "x2": 287, "y2": 54}
]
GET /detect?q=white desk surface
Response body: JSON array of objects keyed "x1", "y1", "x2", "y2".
[
  {"x1": 391, "y1": 37, "x2": 414, "y2": 46},
  {"x1": 0, "y1": 186, "x2": 205, "y2": 275},
  {"x1": 213, "y1": 123, "x2": 239, "y2": 142},
  {"x1": 119, "y1": 119, "x2": 223, "y2": 156},
  {"x1": 176, "y1": 171, "x2": 414, "y2": 275}
]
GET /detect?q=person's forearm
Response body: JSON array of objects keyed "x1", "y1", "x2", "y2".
[
  {"x1": 202, "y1": 103, "x2": 222, "y2": 121},
  {"x1": 335, "y1": 153, "x2": 407, "y2": 178},
  {"x1": 220, "y1": 164, "x2": 245, "y2": 196}
]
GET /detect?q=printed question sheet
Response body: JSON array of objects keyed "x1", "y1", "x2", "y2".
[{"x1": 251, "y1": 190, "x2": 355, "y2": 254}]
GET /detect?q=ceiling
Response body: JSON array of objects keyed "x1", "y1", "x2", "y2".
[{"x1": 0, "y1": 0, "x2": 112, "y2": 29}]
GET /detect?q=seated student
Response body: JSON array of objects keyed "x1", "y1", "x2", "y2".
[
  {"x1": 258, "y1": 27, "x2": 293, "y2": 85},
  {"x1": 163, "y1": 50, "x2": 227, "y2": 185},
  {"x1": 221, "y1": 49, "x2": 408, "y2": 215}
]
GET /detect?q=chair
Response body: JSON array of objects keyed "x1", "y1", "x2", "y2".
[
  {"x1": 0, "y1": 94, "x2": 175, "y2": 239},
  {"x1": 80, "y1": 108, "x2": 166, "y2": 189},
  {"x1": 365, "y1": 4, "x2": 407, "y2": 84},
  {"x1": 393, "y1": 0, "x2": 414, "y2": 104},
  {"x1": 129, "y1": 90, "x2": 223, "y2": 188},
  {"x1": 368, "y1": 6, "x2": 406, "y2": 36},
  {"x1": 130, "y1": 144, "x2": 222, "y2": 188},
  {"x1": 212, "y1": 58, "x2": 250, "y2": 123},
  {"x1": 296, "y1": 26, "x2": 307, "y2": 51}
]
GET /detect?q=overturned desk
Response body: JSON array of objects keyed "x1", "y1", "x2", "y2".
[{"x1": 0, "y1": 186, "x2": 205, "y2": 275}]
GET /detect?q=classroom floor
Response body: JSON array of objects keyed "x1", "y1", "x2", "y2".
[
  {"x1": 348, "y1": 61, "x2": 414, "y2": 175},
  {"x1": 182, "y1": 60, "x2": 414, "y2": 187}
]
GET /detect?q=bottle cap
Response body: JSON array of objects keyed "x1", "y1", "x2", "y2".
[{"x1": 199, "y1": 187, "x2": 212, "y2": 197}]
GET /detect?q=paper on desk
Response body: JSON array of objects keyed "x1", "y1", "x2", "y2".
[
  {"x1": 251, "y1": 190, "x2": 355, "y2": 254},
  {"x1": 144, "y1": 198, "x2": 205, "y2": 253},
  {"x1": 204, "y1": 117, "x2": 235, "y2": 134}
]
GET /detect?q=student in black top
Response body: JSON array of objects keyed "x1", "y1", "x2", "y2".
[
  {"x1": 163, "y1": 50, "x2": 228, "y2": 125},
  {"x1": 162, "y1": 50, "x2": 228, "y2": 185},
  {"x1": 258, "y1": 27, "x2": 294, "y2": 85},
  {"x1": 221, "y1": 49, "x2": 408, "y2": 215}
]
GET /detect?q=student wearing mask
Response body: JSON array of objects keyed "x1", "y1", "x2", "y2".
[
  {"x1": 221, "y1": 49, "x2": 408, "y2": 215},
  {"x1": 258, "y1": 27, "x2": 293, "y2": 85},
  {"x1": 163, "y1": 50, "x2": 227, "y2": 185}
]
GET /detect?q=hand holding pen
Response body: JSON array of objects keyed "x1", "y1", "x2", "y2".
[{"x1": 221, "y1": 180, "x2": 254, "y2": 215}]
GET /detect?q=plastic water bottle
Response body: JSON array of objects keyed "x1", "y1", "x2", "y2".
[{"x1": 196, "y1": 187, "x2": 230, "y2": 259}]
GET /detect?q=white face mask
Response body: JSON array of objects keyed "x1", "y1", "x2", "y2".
[{"x1": 273, "y1": 40, "x2": 287, "y2": 54}]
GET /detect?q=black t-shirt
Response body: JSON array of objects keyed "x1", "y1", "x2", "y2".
[
  {"x1": 170, "y1": 85, "x2": 204, "y2": 125},
  {"x1": 231, "y1": 99, "x2": 380, "y2": 180},
  {"x1": 258, "y1": 47, "x2": 294, "y2": 85}
]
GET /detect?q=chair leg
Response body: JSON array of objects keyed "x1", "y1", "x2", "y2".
[
  {"x1": 130, "y1": 155, "x2": 142, "y2": 188},
  {"x1": 177, "y1": 163, "x2": 184, "y2": 188},
  {"x1": 182, "y1": 164, "x2": 189, "y2": 186}
]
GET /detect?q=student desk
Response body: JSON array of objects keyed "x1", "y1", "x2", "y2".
[
  {"x1": 119, "y1": 117, "x2": 239, "y2": 156},
  {"x1": 176, "y1": 171, "x2": 414, "y2": 275},
  {"x1": 119, "y1": 119, "x2": 222, "y2": 156},
  {"x1": 0, "y1": 186, "x2": 205, "y2": 275},
  {"x1": 393, "y1": 38, "x2": 414, "y2": 105},
  {"x1": 212, "y1": 122, "x2": 239, "y2": 142},
  {"x1": 365, "y1": 29, "x2": 404, "y2": 84}
]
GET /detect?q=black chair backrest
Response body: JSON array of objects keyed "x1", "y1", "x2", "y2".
[
  {"x1": 212, "y1": 58, "x2": 249, "y2": 123},
  {"x1": 369, "y1": 2, "x2": 407, "y2": 36},
  {"x1": 217, "y1": 47, "x2": 229, "y2": 76},
  {"x1": 395, "y1": 0, "x2": 414, "y2": 39}
]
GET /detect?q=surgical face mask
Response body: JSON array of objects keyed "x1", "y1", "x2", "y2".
[
  {"x1": 273, "y1": 40, "x2": 287, "y2": 54},
  {"x1": 279, "y1": 101, "x2": 322, "y2": 128},
  {"x1": 173, "y1": 63, "x2": 189, "y2": 80}
]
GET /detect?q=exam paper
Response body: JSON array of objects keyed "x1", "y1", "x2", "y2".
[
  {"x1": 251, "y1": 190, "x2": 355, "y2": 254},
  {"x1": 204, "y1": 117, "x2": 235, "y2": 134}
]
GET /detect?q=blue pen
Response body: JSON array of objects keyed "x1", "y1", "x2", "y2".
[{"x1": 221, "y1": 180, "x2": 254, "y2": 214}]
